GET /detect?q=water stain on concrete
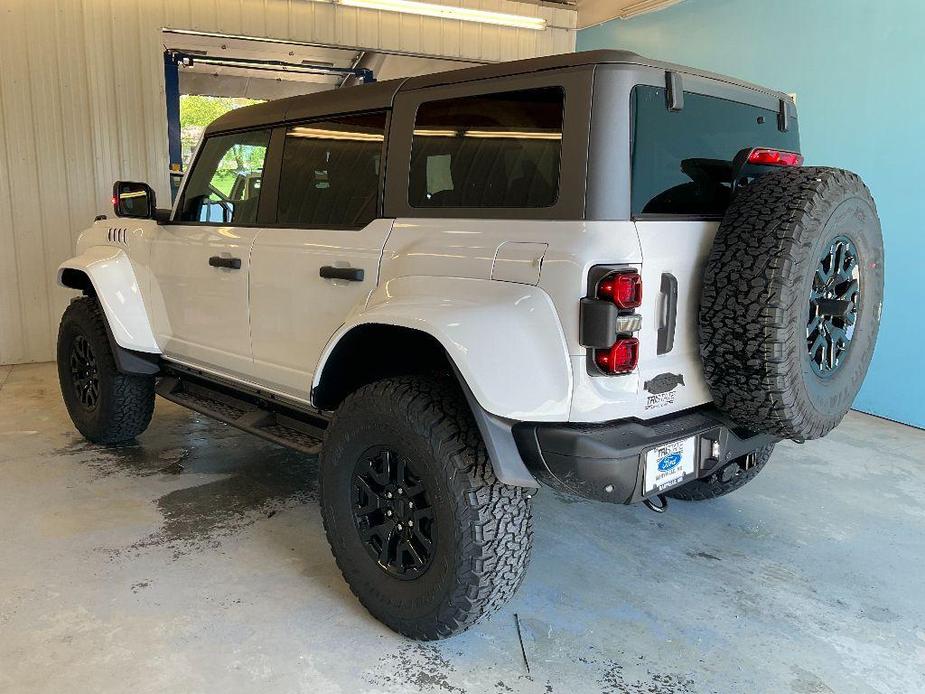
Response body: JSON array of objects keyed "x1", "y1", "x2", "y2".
[
  {"x1": 58, "y1": 413, "x2": 320, "y2": 560},
  {"x1": 687, "y1": 551, "x2": 721, "y2": 561},
  {"x1": 121, "y1": 447, "x2": 319, "y2": 558},
  {"x1": 53, "y1": 416, "x2": 244, "y2": 480},
  {"x1": 571, "y1": 651, "x2": 697, "y2": 694},
  {"x1": 367, "y1": 643, "x2": 466, "y2": 693},
  {"x1": 857, "y1": 604, "x2": 900, "y2": 624},
  {"x1": 790, "y1": 665, "x2": 835, "y2": 693}
]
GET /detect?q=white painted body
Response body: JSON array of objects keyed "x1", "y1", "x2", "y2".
[
  {"x1": 57, "y1": 244, "x2": 158, "y2": 354},
  {"x1": 60, "y1": 214, "x2": 717, "y2": 424}
]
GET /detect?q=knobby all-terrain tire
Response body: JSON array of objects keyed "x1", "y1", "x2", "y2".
[
  {"x1": 667, "y1": 444, "x2": 774, "y2": 501},
  {"x1": 700, "y1": 167, "x2": 884, "y2": 441},
  {"x1": 57, "y1": 297, "x2": 155, "y2": 444},
  {"x1": 319, "y1": 375, "x2": 533, "y2": 640}
]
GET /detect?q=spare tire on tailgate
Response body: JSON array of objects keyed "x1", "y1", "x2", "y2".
[{"x1": 700, "y1": 167, "x2": 883, "y2": 441}]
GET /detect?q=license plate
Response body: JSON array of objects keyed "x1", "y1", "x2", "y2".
[{"x1": 644, "y1": 436, "x2": 697, "y2": 494}]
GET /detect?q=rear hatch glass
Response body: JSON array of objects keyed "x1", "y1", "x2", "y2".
[{"x1": 630, "y1": 85, "x2": 799, "y2": 217}]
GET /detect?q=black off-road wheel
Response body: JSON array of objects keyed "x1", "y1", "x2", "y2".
[
  {"x1": 667, "y1": 445, "x2": 774, "y2": 501},
  {"x1": 57, "y1": 297, "x2": 155, "y2": 444},
  {"x1": 701, "y1": 167, "x2": 884, "y2": 441},
  {"x1": 319, "y1": 375, "x2": 533, "y2": 640}
]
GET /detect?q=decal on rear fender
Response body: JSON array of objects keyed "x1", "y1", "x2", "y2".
[
  {"x1": 645, "y1": 391, "x2": 676, "y2": 410},
  {"x1": 644, "y1": 372, "x2": 685, "y2": 395},
  {"x1": 644, "y1": 372, "x2": 684, "y2": 409}
]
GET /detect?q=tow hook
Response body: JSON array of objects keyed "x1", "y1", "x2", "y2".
[{"x1": 643, "y1": 493, "x2": 668, "y2": 513}]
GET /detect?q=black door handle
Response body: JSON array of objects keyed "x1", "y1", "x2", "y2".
[
  {"x1": 320, "y1": 266, "x2": 364, "y2": 282},
  {"x1": 209, "y1": 256, "x2": 241, "y2": 270},
  {"x1": 657, "y1": 272, "x2": 678, "y2": 355}
]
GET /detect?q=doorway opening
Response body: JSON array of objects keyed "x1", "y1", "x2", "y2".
[{"x1": 161, "y1": 28, "x2": 478, "y2": 200}]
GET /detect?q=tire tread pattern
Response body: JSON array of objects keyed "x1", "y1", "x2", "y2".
[
  {"x1": 700, "y1": 167, "x2": 879, "y2": 440},
  {"x1": 321, "y1": 375, "x2": 533, "y2": 640},
  {"x1": 58, "y1": 297, "x2": 155, "y2": 444}
]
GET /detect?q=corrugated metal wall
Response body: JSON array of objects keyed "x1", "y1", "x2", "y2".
[{"x1": 0, "y1": 0, "x2": 576, "y2": 365}]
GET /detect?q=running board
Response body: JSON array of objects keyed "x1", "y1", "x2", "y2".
[{"x1": 156, "y1": 375, "x2": 327, "y2": 455}]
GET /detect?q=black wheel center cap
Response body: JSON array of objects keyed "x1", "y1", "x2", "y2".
[{"x1": 351, "y1": 447, "x2": 435, "y2": 580}]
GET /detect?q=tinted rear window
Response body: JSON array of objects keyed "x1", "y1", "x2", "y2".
[
  {"x1": 409, "y1": 87, "x2": 564, "y2": 209},
  {"x1": 631, "y1": 85, "x2": 799, "y2": 217}
]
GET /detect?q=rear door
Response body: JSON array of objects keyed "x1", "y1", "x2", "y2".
[
  {"x1": 630, "y1": 84, "x2": 800, "y2": 416},
  {"x1": 248, "y1": 112, "x2": 392, "y2": 399},
  {"x1": 148, "y1": 129, "x2": 271, "y2": 380}
]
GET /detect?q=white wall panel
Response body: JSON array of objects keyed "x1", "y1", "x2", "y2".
[{"x1": 0, "y1": 0, "x2": 575, "y2": 364}]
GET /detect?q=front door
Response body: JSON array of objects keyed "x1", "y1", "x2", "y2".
[
  {"x1": 148, "y1": 128, "x2": 271, "y2": 380},
  {"x1": 249, "y1": 112, "x2": 392, "y2": 399}
]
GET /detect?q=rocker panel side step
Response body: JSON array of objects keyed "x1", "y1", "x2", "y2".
[{"x1": 156, "y1": 374, "x2": 328, "y2": 455}]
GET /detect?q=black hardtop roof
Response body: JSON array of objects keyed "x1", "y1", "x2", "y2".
[{"x1": 205, "y1": 49, "x2": 790, "y2": 136}]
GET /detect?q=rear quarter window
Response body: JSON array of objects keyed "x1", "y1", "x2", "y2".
[
  {"x1": 631, "y1": 85, "x2": 799, "y2": 217},
  {"x1": 409, "y1": 87, "x2": 564, "y2": 209}
]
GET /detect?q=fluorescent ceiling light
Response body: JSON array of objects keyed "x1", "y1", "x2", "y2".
[
  {"x1": 414, "y1": 128, "x2": 561, "y2": 140},
  {"x1": 332, "y1": 0, "x2": 547, "y2": 31},
  {"x1": 289, "y1": 126, "x2": 385, "y2": 141}
]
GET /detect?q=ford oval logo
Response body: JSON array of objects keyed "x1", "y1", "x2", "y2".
[{"x1": 657, "y1": 453, "x2": 682, "y2": 472}]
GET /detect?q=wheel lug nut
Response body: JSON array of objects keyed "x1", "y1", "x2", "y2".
[
  {"x1": 385, "y1": 509, "x2": 392, "y2": 517},
  {"x1": 408, "y1": 501, "x2": 414, "y2": 509},
  {"x1": 407, "y1": 520, "x2": 413, "y2": 527},
  {"x1": 397, "y1": 488, "x2": 403, "y2": 495},
  {"x1": 397, "y1": 523, "x2": 403, "y2": 531},
  {"x1": 385, "y1": 492, "x2": 393, "y2": 499}
]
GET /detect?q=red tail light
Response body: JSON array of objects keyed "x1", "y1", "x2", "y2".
[
  {"x1": 594, "y1": 337, "x2": 639, "y2": 375},
  {"x1": 747, "y1": 148, "x2": 803, "y2": 167},
  {"x1": 597, "y1": 271, "x2": 642, "y2": 309}
]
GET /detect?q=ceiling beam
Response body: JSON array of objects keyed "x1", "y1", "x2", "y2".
[{"x1": 525, "y1": 0, "x2": 682, "y2": 30}]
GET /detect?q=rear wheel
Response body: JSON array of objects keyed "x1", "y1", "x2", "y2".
[
  {"x1": 57, "y1": 297, "x2": 155, "y2": 444},
  {"x1": 320, "y1": 375, "x2": 533, "y2": 640},
  {"x1": 667, "y1": 445, "x2": 774, "y2": 501}
]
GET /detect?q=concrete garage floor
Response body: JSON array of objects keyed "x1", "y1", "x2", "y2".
[{"x1": 1, "y1": 363, "x2": 923, "y2": 694}]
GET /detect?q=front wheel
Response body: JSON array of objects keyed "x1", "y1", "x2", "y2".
[
  {"x1": 57, "y1": 297, "x2": 155, "y2": 444},
  {"x1": 319, "y1": 375, "x2": 533, "y2": 640}
]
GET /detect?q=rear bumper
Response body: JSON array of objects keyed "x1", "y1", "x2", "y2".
[{"x1": 512, "y1": 406, "x2": 777, "y2": 504}]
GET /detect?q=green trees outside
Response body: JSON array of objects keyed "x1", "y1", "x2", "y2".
[{"x1": 179, "y1": 95, "x2": 263, "y2": 171}]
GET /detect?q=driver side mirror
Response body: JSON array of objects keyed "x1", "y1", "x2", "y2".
[{"x1": 112, "y1": 181, "x2": 156, "y2": 219}]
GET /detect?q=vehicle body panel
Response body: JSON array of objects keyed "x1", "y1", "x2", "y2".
[
  {"x1": 57, "y1": 243, "x2": 159, "y2": 354},
  {"x1": 248, "y1": 219, "x2": 394, "y2": 398},
  {"x1": 568, "y1": 220, "x2": 718, "y2": 422},
  {"x1": 146, "y1": 222, "x2": 259, "y2": 381},
  {"x1": 313, "y1": 275, "x2": 573, "y2": 421}
]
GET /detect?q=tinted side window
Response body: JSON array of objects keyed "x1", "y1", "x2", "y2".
[
  {"x1": 631, "y1": 85, "x2": 799, "y2": 217},
  {"x1": 409, "y1": 88, "x2": 564, "y2": 209},
  {"x1": 276, "y1": 112, "x2": 387, "y2": 228},
  {"x1": 179, "y1": 130, "x2": 270, "y2": 224}
]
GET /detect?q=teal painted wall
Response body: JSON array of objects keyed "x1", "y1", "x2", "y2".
[{"x1": 580, "y1": 0, "x2": 924, "y2": 428}]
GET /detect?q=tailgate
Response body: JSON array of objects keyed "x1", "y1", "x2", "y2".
[{"x1": 631, "y1": 220, "x2": 718, "y2": 417}]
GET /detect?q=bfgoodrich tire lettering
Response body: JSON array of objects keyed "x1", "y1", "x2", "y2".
[
  {"x1": 700, "y1": 167, "x2": 884, "y2": 440},
  {"x1": 320, "y1": 375, "x2": 533, "y2": 640},
  {"x1": 57, "y1": 297, "x2": 155, "y2": 444}
]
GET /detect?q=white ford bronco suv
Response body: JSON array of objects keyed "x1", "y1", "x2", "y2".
[{"x1": 57, "y1": 51, "x2": 883, "y2": 640}]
